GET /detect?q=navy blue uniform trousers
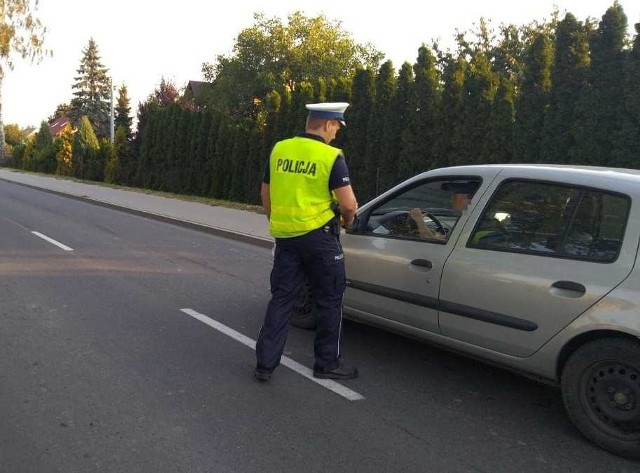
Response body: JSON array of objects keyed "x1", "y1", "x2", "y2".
[{"x1": 256, "y1": 224, "x2": 346, "y2": 371}]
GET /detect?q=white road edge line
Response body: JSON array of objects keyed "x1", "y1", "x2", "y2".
[
  {"x1": 180, "y1": 308, "x2": 365, "y2": 401},
  {"x1": 31, "y1": 231, "x2": 74, "y2": 251}
]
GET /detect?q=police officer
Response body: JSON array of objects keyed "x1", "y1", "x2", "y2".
[{"x1": 255, "y1": 102, "x2": 359, "y2": 382}]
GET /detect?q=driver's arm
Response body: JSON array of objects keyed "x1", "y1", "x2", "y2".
[{"x1": 408, "y1": 208, "x2": 444, "y2": 240}]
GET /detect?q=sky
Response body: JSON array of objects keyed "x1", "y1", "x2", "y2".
[{"x1": 3, "y1": 0, "x2": 639, "y2": 129}]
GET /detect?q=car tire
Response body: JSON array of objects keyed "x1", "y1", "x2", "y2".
[
  {"x1": 561, "y1": 338, "x2": 640, "y2": 459},
  {"x1": 291, "y1": 280, "x2": 317, "y2": 329}
]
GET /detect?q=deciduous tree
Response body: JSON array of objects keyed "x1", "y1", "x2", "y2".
[
  {"x1": 201, "y1": 11, "x2": 382, "y2": 119},
  {"x1": 0, "y1": 0, "x2": 47, "y2": 162}
]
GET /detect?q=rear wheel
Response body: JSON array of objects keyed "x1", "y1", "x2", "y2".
[
  {"x1": 291, "y1": 280, "x2": 317, "y2": 329},
  {"x1": 561, "y1": 338, "x2": 640, "y2": 459}
]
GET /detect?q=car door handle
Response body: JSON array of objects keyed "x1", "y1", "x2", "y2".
[
  {"x1": 410, "y1": 259, "x2": 433, "y2": 269},
  {"x1": 551, "y1": 280, "x2": 586, "y2": 294}
]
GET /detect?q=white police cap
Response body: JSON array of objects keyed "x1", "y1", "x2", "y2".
[{"x1": 306, "y1": 102, "x2": 350, "y2": 126}]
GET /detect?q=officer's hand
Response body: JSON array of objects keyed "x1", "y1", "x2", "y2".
[{"x1": 340, "y1": 215, "x2": 355, "y2": 228}]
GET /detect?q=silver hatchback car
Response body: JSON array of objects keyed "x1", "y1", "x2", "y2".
[{"x1": 292, "y1": 164, "x2": 640, "y2": 459}]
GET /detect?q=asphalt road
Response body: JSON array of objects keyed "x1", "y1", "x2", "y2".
[{"x1": 0, "y1": 180, "x2": 637, "y2": 473}]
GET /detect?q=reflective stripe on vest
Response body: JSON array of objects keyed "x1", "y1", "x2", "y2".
[{"x1": 269, "y1": 137, "x2": 340, "y2": 238}]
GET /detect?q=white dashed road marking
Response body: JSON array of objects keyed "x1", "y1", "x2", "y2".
[
  {"x1": 180, "y1": 308, "x2": 365, "y2": 401},
  {"x1": 31, "y1": 231, "x2": 74, "y2": 251}
]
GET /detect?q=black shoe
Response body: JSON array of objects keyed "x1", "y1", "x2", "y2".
[
  {"x1": 313, "y1": 362, "x2": 359, "y2": 380},
  {"x1": 254, "y1": 367, "x2": 273, "y2": 382}
]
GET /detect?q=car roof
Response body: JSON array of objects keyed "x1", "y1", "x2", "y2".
[
  {"x1": 412, "y1": 164, "x2": 640, "y2": 188},
  {"x1": 360, "y1": 163, "x2": 640, "y2": 214}
]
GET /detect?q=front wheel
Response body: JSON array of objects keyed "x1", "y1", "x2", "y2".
[
  {"x1": 561, "y1": 338, "x2": 640, "y2": 459},
  {"x1": 291, "y1": 280, "x2": 317, "y2": 329}
]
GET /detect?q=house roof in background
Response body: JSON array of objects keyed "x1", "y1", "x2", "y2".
[
  {"x1": 49, "y1": 116, "x2": 71, "y2": 136},
  {"x1": 187, "y1": 80, "x2": 208, "y2": 96}
]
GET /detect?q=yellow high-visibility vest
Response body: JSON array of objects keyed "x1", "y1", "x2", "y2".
[{"x1": 269, "y1": 136, "x2": 340, "y2": 238}]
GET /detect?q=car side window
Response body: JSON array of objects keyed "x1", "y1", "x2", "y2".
[
  {"x1": 363, "y1": 178, "x2": 481, "y2": 242},
  {"x1": 468, "y1": 180, "x2": 629, "y2": 262}
]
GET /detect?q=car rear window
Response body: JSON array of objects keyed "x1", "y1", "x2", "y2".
[{"x1": 468, "y1": 180, "x2": 630, "y2": 262}]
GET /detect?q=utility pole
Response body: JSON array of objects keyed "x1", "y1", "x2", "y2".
[{"x1": 109, "y1": 78, "x2": 115, "y2": 144}]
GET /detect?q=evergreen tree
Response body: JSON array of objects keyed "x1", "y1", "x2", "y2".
[
  {"x1": 48, "y1": 103, "x2": 72, "y2": 122},
  {"x1": 135, "y1": 104, "x2": 155, "y2": 187},
  {"x1": 459, "y1": 51, "x2": 499, "y2": 164},
  {"x1": 104, "y1": 125, "x2": 128, "y2": 184},
  {"x1": 129, "y1": 79, "x2": 182, "y2": 187},
  {"x1": 205, "y1": 112, "x2": 222, "y2": 197},
  {"x1": 273, "y1": 87, "x2": 293, "y2": 143},
  {"x1": 619, "y1": 22, "x2": 640, "y2": 167},
  {"x1": 314, "y1": 77, "x2": 328, "y2": 103},
  {"x1": 114, "y1": 83, "x2": 133, "y2": 141},
  {"x1": 541, "y1": 13, "x2": 590, "y2": 162},
  {"x1": 152, "y1": 106, "x2": 175, "y2": 190},
  {"x1": 163, "y1": 105, "x2": 182, "y2": 192},
  {"x1": 104, "y1": 129, "x2": 121, "y2": 184},
  {"x1": 262, "y1": 90, "x2": 282, "y2": 160},
  {"x1": 365, "y1": 60, "x2": 397, "y2": 197},
  {"x1": 55, "y1": 123, "x2": 74, "y2": 176},
  {"x1": 176, "y1": 108, "x2": 193, "y2": 193},
  {"x1": 574, "y1": 4, "x2": 628, "y2": 165},
  {"x1": 438, "y1": 56, "x2": 467, "y2": 166},
  {"x1": 92, "y1": 140, "x2": 110, "y2": 182},
  {"x1": 330, "y1": 77, "x2": 352, "y2": 151},
  {"x1": 34, "y1": 120, "x2": 53, "y2": 150},
  {"x1": 69, "y1": 38, "x2": 111, "y2": 140},
  {"x1": 345, "y1": 68, "x2": 375, "y2": 200},
  {"x1": 244, "y1": 124, "x2": 263, "y2": 205},
  {"x1": 289, "y1": 81, "x2": 315, "y2": 136},
  {"x1": 32, "y1": 120, "x2": 56, "y2": 173},
  {"x1": 72, "y1": 115, "x2": 100, "y2": 179},
  {"x1": 515, "y1": 33, "x2": 553, "y2": 162},
  {"x1": 228, "y1": 125, "x2": 248, "y2": 201},
  {"x1": 484, "y1": 78, "x2": 515, "y2": 163},
  {"x1": 492, "y1": 23, "x2": 527, "y2": 86},
  {"x1": 332, "y1": 77, "x2": 352, "y2": 103},
  {"x1": 20, "y1": 135, "x2": 35, "y2": 170},
  {"x1": 195, "y1": 111, "x2": 216, "y2": 195},
  {"x1": 185, "y1": 111, "x2": 203, "y2": 194},
  {"x1": 387, "y1": 62, "x2": 413, "y2": 184},
  {"x1": 400, "y1": 46, "x2": 441, "y2": 176},
  {"x1": 211, "y1": 114, "x2": 231, "y2": 198}
]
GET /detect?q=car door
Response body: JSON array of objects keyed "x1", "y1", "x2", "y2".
[
  {"x1": 439, "y1": 173, "x2": 636, "y2": 357},
  {"x1": 341, "y1": 176, "x2": 482, "y2": 333}
]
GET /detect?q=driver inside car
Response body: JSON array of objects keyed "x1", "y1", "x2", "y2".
[{"x1": 408, "y1": 190, "x2": 472, "y2": 240}]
